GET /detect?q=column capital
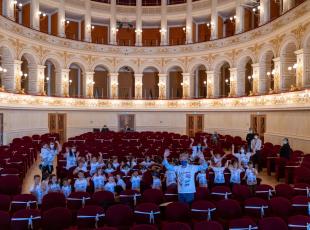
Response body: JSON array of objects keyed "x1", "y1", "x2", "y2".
[
  {"x1": 206, "y1": 70, "x2": 215, "y2": 75},
  {"x1": 272, "y1": 57, "x2": 281, "y2": 62},
  {"x1": 109, "y1": 72, "x2": 119, "y2": 78},
  {"x1": 134, "y1": 73, "x2": 143, "y2": 78},
  {"x1": 85, "y1": 71, "x2": 95, "y2": 76},
  {"x1": 158, "y1": 73, "x2": 168, "y2": 78},
  {"x1": 251, "y1": 63, "x2": 260, "y2": 68}
]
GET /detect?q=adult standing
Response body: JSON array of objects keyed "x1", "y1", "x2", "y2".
[
  {"x1": 246, "y1": 128, "x2": 255, "y2": 152},
  {"x1": 162, "y1": 149, "x2": 208, "y2": 204},
  {"x1": 251, "y1": 134, "x2": 262, "y2": 172},
  {"x1": 40, "y1": 141, "x2": 61, "y2": 180},
  {"x1": 279, "y1": 138, "x2": 292, "y2": 160}
]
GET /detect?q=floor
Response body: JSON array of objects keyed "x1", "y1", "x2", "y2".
[{"x1": 22, "y1": 158, "x2": 280, "y2": 194}]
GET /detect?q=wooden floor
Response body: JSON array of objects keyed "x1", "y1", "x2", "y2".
[{"x1": 22, "y1": 159, "x2": 280, "y2": 194}]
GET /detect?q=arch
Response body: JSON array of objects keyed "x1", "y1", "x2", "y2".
[
  {"x1": 140, "y1": 62, "x2": 162, "y2": 73},
  {"x1": 42, "y1": 54, "x2": 63, "y2": 70},
  {"x1": 91, "y1": 61, "x2": 112, "y2": 73},
  {"x1": 69, "y1": 62, "x2": 85, "y2": 97},
  {"x1": 236, "y1": 55, "x2": 254, "y2": 70},
  {"x1": 259, "y1": 45, "x2": 276, "y2": 64},
  {"x1": 118, "y1": 65, "x2": 135, "y2": 99},
  {"x1": 192, "y1": 64, "x2": 207, "y2": 98},
  {"x1": 0, "y1": 41, "x2": 16, "y2": 60},
  {"x1": 43, "y1": 60, "x2": 57, "y2": 96},
  {"x1": 216, "y1": 61, "x2": 231, "y2": 97},
  {"x1": 302, "y1": 29, "x2": 310, "y2": 49},
  {"x1": 188, "y1": 60, "x2": 207, "y2": 75},
  {"x1": 213, "y1": 56, "x2": 233, "y2": 72},
  {"x1": 19, "y1": 50, "x2": 39, "y2": 65},
  {"x1": 167, "y1": 65, "x2": 183, "y2": 99},
  {"x1": 67, "y1": 61, "x2": 86, "y2": 73},
  {"x1": 142, "y1": 66, "x2": 159, "y2": 99},
  {"x1": 164, "y1": 61, "x2": 185, "y2": 73},
  {"x1": 116, "y1": 61, "x2": 137, "y2": 73},
  {"x1": 93, "y1": 65, "x2": 109, "y2": 99},
  {"x1": 142, "y1": 66, "x2": 160, "y2": 73},
  {"x1": 259, "y1": 50, "x2": 275, "y2": 93},
  {"x1": 280, "y1": 37, "x2": 298, "y2": 57}
]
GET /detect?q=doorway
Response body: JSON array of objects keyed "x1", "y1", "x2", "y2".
[
  {"x1": 186, "y1": 114, "x2": 204, "y2": 137},
  {"x1": 48, "y1": 113, "x2": 67, "y2": 143},
  {"x1": 119, "y1": 114, "x2": 135, "y2": 132},
  {"x1": 250, "y1": 114, "x2": 266, "y2": 141}
]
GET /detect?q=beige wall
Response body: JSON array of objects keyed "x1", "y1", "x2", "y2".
[{"x1": 1, "y1": 109, "x2": 309, "y2": 152}]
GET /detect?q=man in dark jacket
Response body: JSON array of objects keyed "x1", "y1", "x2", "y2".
[
  {"x1": 279, "y1": 138, "x2": 292, "y2": 160},
  {"x1": 246, "y1": 128, "x2": 255, "y2": 152}
]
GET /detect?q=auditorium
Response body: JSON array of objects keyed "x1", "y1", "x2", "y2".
[{"x1": 0, "y1": 0, "x2": 309, "y2": 229}]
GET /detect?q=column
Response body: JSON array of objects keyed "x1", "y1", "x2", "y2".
[
  {"x1": 83, "y1": 71, "x2": 94, "y2": 98},
  {"x1": 251, "y1": 63, "x2": 260, "y2": 95},
  {"x1": 135, "y1": 0, "x2": 142, "y2": 46},
  {"x1": 55, "y1": 68, "x2": 70, "y2": 97},
  {"x1": 84, "y1": 0, "x2": 92, "y2": 42},
  {"x1": 160, "y1": 0, "x2": 168, "y2": 46},
  {"x1": 206, "y1": 70, "x2": 216, "y2": 98},
  {"x1": 30, "y1": 0, "x2": 40, "y2": 30},
  {"x1": 235, "y1": 0, "x2": 244, "y2": 34},
  {"x1": 109, "y1": 72, "x2": 118, "y2": 99},
  {"x1": 185, "y1": 0, "x2": 193, "y2": 44},
  {"x1": 28, "y1": 64, "x2": 46, "y2": 95},
  {"x1": 295, "y1": 49, "x2": 310, "y2": 89},
  {"x1": 258, "y1": 62, "x2": 270, "y2": 94},
  {"x1": 3, "y1": 0, "x2": 15, "y2": 20},
  {"x1": 2, "y1": 60, "x2": 22, "y2": 93},
  {"x1": 280, "y1": 54, "x2": 296, "y2": 91},
  {"x1": 134, "y1": 73, "x2": 143, "y2": 99},
  {"x1": 259, "y1": 0, "x2": 270, "y2": 25},
  {"x1": 282, "y1": 0, "x2": 295, "y2": 13},
  {"x1": 272, "y1": 57, "x2": 281, "y2": 92},
  {"x1": 210, "y1": 0, "x2": 218, "y2": 40},
  {"x1": 229, "y1": 67, "x2": 237, "y2": 96},
  {"x1": 158, "y1": 73, "x2": 168, "y2": 99},
  {"x1": 58, "y1": 0, "x2": 66, "y2": 37},
  {"x1": 110, "y1": 0, "x2": 117, "y2": 45},
  {"x1": 182, "y1": 73, "x2": 194, "y2": 98}
]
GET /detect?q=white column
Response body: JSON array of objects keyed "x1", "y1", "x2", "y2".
[
  {"x1": 235, "y1": 0, "x2": 244, "y2": 34},
  {"x1": 55, "y1": 68, "x2": 70, "y2": 97},
  {"x1": 280, "y1": 54, "x2": 296, "y2": 91},
  {"x1": 258, "y1": 61, "x2": 270, "y2": 94},
  {"x1": 28, "y1": 64, "x2": 46, "y2": 95},
  {"x1": 182, "y1": 73, "x2": 194, "y2": 98},
  {"x1": 135, "y1": 0, "x2": 143, "y2": 46},
  {"x1": 272, "y1": 57, "x2": 281, "y2": 92},
  {"x1": 158, "y1": 73, "x2": 168, "y2": 99},
  {"x1": 84, "y1": 0, "x2": 92, "y2": 42},
  {"x1": 259, "y1": 0, "x2": 270, "y2": 25},
  {"x1": 185, "y1": 0, "x2": 193, "y2": 44},
  {"x1": 3, "y1": 0, "x2": 15, "y2": 20},
  {"x1": 30, "y1": 0, "x2": 40, "y2": 30},
  {"x1": 84, "y1": 71, "x2": 94, "y2": 98},
  {"x1": 206, "y1": 70, "x2": 216, "y2": 98},
  {"x1": 295, "y1": 49, "x2": 310, "y2": 89},
  {"x1": 2, "y1": 60, "x2": 22, "y2": 93},
  {"x1": 58, "y1": 0, "x2": 66, "y2": 37},
  {"x1": 110, "y1": 0, "x2": 117, "y2": 45},
  {"x1": 210, "y1": 0, "x2": 218, "y2": 40},
  {"x1": 109, "y1": 72, "x2": 118, "y2": 99},
  {"x1": 160, "y1": 0, "x2": 168, "y2": 46},
  {"x1": 282, "y1": 0, "x2": 295, "y2": 13},
  {"x1": 229, "y1": 67, "x2": 238, "y2": 96},
  {"x1": 134, "y1": 73, "x2": 143, "y2": 99},
  {"x1": 251, "y1": 63, "x2": 260, "y2": 95}
]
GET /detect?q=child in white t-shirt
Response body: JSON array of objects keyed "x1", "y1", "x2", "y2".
[
  {"x1": 131, "y1": 171, "x2": 142, "y2": 191},
  {"x1": 165, "y1": 170, "x2": 177, "y2": 187},
  {"x1": 196, "y1": 169, "x2": 208, "y2": 188},
  {"x1": 211, "y1": 161, "x2": 227, "y2": 185},
  {"x1": 116, "y1": 174, "x2": 126, "y2": 191},
  {"x1": 92, "y1": 168, "x2": 106, "y2": 192},
  {"x1": 61, "y1": 178, "x2": 72, "y2": 198},
  {"x1": 243, "y1": 161, "x2": 258, "y2": 194},
  {"x1": 48, "y1": 174, "x2": 61, "y2": 192},
  {"x1": 152, "y1": 172, "x2": 162, "y2": 190},
  {"x1": 229, "y1": 160, "x2": 244, "y2": 185},
  {"x1": 74, "y1": 171, "x2": 89, "y2": 192},
  {"x1": 232, "y1": 145, "x2": 253, "y2": 168},
  {"x1": 104, "y1": 176, "x2": 116, "y2": 193},
  {"x1": 30, "y1": 175, "x2": 48, "y2": 205},
  {"x1": 90, "y1": 156, "x2": 100, "y2": 176}
]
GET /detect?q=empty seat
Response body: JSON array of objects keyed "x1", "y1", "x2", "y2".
[
  {"x1": 92, "y1": 191, "x2": 115, "y2": 208},
  {"x1": 193, "y1": 220, "x2": 223, "y2": 230},
  {"x1": 259, "y1": 217, "x2": 288, "y2": 230},
  {"x1": 42, "y1": 207, "x2": 72, "y2": 230},
  {"x1": 134, "y1": 203, "x2": 160, "y2": 225},
  {"x1": 244, "y1": 197, "x2": 269, "y2": 219},
  {"x1": 11, "y1": 194, "x2": 37, "y2": 212},
  {"x1": 41, "y1": 192, "x2": 66, "y2": 211},
  {"x1": 191, "y1": 200, "x2": 216, "y2": 221},
  {"x1": 165, "y1": 202, "x2": 190, "y2": 223},
  {"x1": 105, "y1": 204, "x2": 134, "y2": 229},
  {"x1": 269, "y1": 197, "x2": 292, "y2": 219},
  {"x1": 142, "y1": 189, "x2": 164, "y2": 205},
  {"x1": 275, "y1": 184, "x2": 295, "y2": 199},
  {"x1": 11, "y1": 209, "x2": 41, "y2": 230},
  {"x1": 0, "y1": 210, "x2": 11, "y2": 230},
  {"x1": 229, "y1": 217, "x2": 257, "y2": 230},
  {"x1": 288, "y1": 215, "x2": 310, "y2": 230},
  {"x1": 77, "y1": 205, "x2": 105, "y2": 229},
  {"x1": 162, "y1": 222, "x2": 191, "y2": 230}
]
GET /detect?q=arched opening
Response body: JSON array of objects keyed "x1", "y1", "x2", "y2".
[
  {"x1": 193, "y1": 65, "x2": 207, "y2": 98},
  {"x1": 118, "y1": 66, "x2": 135, "y2": 99},
  {"x1": 280, "y1": 42, "x2": 297, "y2": 90},
  {"x1": 20, "y1": 55, "x2": 30, "y2": 94},
  {"x1": 69, "y1": 63, "x2": 84, "y2": 98},
  {"x1": 168, "y1": 66, "x2": 183, "y2": 99},
  {"x1": 245, "y1": 59, "x2": 253, "y2": 95},
  {"x1": 44, "y1": 60, "x2": 57, "y2": 96},
  {"x1": 142, "y1": 67, "x2": 159, "y2": 99},
  {"x1": 94, "y1": 65, "x2": 109, "y2": 99},
  {"x1": 260, "y1": 50, "x2": 275, "y2": 93},
  {"x1": 219, "y1": 62, "x2": 230, "y2": 97}
]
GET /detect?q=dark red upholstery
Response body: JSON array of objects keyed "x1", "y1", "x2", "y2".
[
  {"x1": 193, "y1": 221, "x2": 223, "y2": 230},
  {"x1": 162, "y1": 222, "x2": 191, "y2": 230},
  {"x1": 134, "y1": 203, "x2": 160, "y2": 225},
  {"x1": 11, "y1": 194, "x2": 37, "y2": 212},
  {"x1": 269, "y1": 197, "x2": 292, "y2": 219},
  {"x1": 229, "y1": 217, "x2": 257, "y2": 229},
  {"x1": 288, "y1": 215, "x2": 310, "y2": 230},
  {"x1": 275, "y1": 184, "x2": 295, "y2": 199},
  {"x1": 11, "y1": 209, "x2": 41, "y2": 230},
  {"x1": 0, "y1": 210, "x2": 11, "y2": 230},
  {"x1": 216, "y1": 199, "x2": 242, "y2": 220},
  {"x1": 42, "y1": 207, "x2": 72, "y2": 230},
  {"x1": 92, "y1": 191, "x2": 115, "y2": 207},
  {"x1": 105, "y1": 204, "x2": 134, "y2": 230},
  {"x1": 0, "y1": 194, "x2": 10, "y2": 211},
  {"x1": 191, "y1": 200, "x2": 216, "y2": 221},
  {"x1": 76, "y1": 205, "x2": 105, "y2": 229},
  {"x1": 165, "y1": 202, "x2": 190, "y2": 222},
  {"x1": 41, "y1": 192, "x2": 66, "y2": 211},
  {"x1": 258, "y1": 217, "x2": 288, "y2": 230},
  {"x1": 142, "y1": 189, "x2": 164, "y2": 205}
]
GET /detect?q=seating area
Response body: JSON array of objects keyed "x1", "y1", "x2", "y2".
[{"x1": 0, "y1": 131, "x2": 308, "y2": 229}]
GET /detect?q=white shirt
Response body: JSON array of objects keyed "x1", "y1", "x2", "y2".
[
  {"x1": 213, "y1": 167, "x2": 226, "y2": 184},
  {"x1": 66, "y1": 153, "x2": 77, "y2": 170},
  {"x1": 48, "y1": 149, "x2": 58, "y2": 166},
  {"x1": 62, "y1": 185, "x2": 72, "y2": 198},
  {"x1": 90, "y1": 162, "x2": 100, "y2": 175},
  {"x1": 48, "y1": 183, "x2": 61, "y2": 192},
  {"x1": 163, "y1": 159, "x2": 208, "y2": 194},
  {"x1": 152, "y1": 178, "x2": 162, "y2": 189},
  {"x1": 196, "y1": 172, "x2": 208, "y2": 185},
  {"x1": 30, "y1": 183, "x2": 47, "y2": 205},
  {"x1": 131, "y1": 176, "x2": 141, "y2": 190},
  {"x1": 104, "y1": 182, "x2": 116, "y2": 193},
  {"x1": 92, "y1": 175, "x2": 105, "y2": 189},
  {"x1": 105, "y1": 168, "x2": 115, "y2": 174},
  {"x1": 40, "y1": 148, "x2": 51, "y2": 166},
  {"x1": 165, "y1": 170, "x2": 177, "y2": 187},
  {"x1": 234, "y1": 152, "x2": 252, "y2": 167},
  {"x1": 245, "y1": 168, "x2": 257, "y2": 185},
  {"x1": 74, "y1": 179, "x2": 88, "y2": 192},
  {"x1": 230, "y1": 168, "x2": 243, "y2": 184},
  {"x1": 117, "y1": 178, "x2": 126, "y2": 190},
  {"x1": 251, "y1": 138, "x2": 262, "y2": 152}
]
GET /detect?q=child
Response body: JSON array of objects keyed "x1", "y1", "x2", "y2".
[
  {"x1": 212, "y1": 161, "x2": 227, "y2": 186},
  {"x1": 112, "y1": 158, "x2": 120, "y2": 169},
  {"x1": 232, "y1": 145, "x2": 253, "y2": 168},
  {"x1": 121, "y1": 164, "x2": 131, "y2": 176},
  {"x1": 196, "y1": 169, "x2": 208, "y2": 188},
  {"x1": 131, "y1": 171, "x2": 142, "y2": 191},
  {"x1": 229, "y1": 160, "x2": 244, "y2": 186},
  {"x1": 165, "y1": 169, "x2": 177, "y2": 187},
  {"x1": 90, "y1": 156, "x2": 100, "y2": 176},
  {"x1": 152, "y1": 172, "x2": 162, "y2": 190},
  {"x1": 243, "y1": 161, "x2": 258, "y2": 194},
  {"x1": 140, "y1": 156, "x2": 154, "y2": 168},
  {"x1": 92, "y1": 169, "x2": 106, "y2": 192},
  {"x1": 73, "y1": 161, "x2": 88, "y2": 175},
  {"x1": 74, "y1": 171, "x2": 89, "y2": 192},
  {"x1": 211, "y1": 150, "x2": 228, "y2": 166},
  {"x1": 30, "y1": 175, "x2": 48, "y2": 205},
  {"x1": 48, "y1": 174, "x2": 61, "y2": 192},
  {"x1": 61, "y1": 178, "x2": 72, "y2": 198},
  {"x1": 105, "y1": 163, "x2": 115, "y2": 174},
  {"x1": 104, "y1": 176, "x2": 116, "y2": 193},
  {"x1": 64, "y1": 147, "x2": 77, "y2": 170},
  {"x1": 116, "y1": 174, "x2": 126, "y2": 191}
]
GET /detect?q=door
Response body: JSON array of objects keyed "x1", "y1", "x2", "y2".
[
  {"x1": 186, "y1": 114, "x2": 204, "y2": 137},
  {"x1": 119, "y1": 114, "x2": 135, "y2": 131},
  {"x1": 250, "y1": 114, "x2": 266, "y2": 141},
  {"x1": 48, "y1": 113, "x2": 67, "y2": 143}
]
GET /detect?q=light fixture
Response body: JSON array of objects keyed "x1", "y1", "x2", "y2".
[
  {"x1": 0, "y1": 66, "x2": 7, "y2": 73},
  {"x1": 159, "y1": 28, "x2": 166, "y2": 33},
  {"x1": 135, "y1": 29, "x2": 142, "y2": 33},
  {"x1": 267, "y1": 72, "x2": 271, "y2": 76},
  {"x1": 18, "y1": 3, "x2": 22, "y2": 7},
  {"x1": 46, "y1": 77, "x2": 50, "y2": 81},
  {"x1": 43, "y1": 13, "x2": 46, "y2": 17},
  {"x1": 13, "y1": 0, "x2": 18, "y2": 4},
  {"x1": 293, "y1": 63, "x2": 297, "y2": 69},
  {"x1": 91, "y1": 25, "x2": 95, "y2": 29},
  {"x1": 203, "y1": 80, "x2": 207, "y2": 85},
  {"x1": 288, "y1": 66, "x2": 292, "y2": 71},
  {"x1": 66, "y1": 20, "x2": 70, "y2": 24}
]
